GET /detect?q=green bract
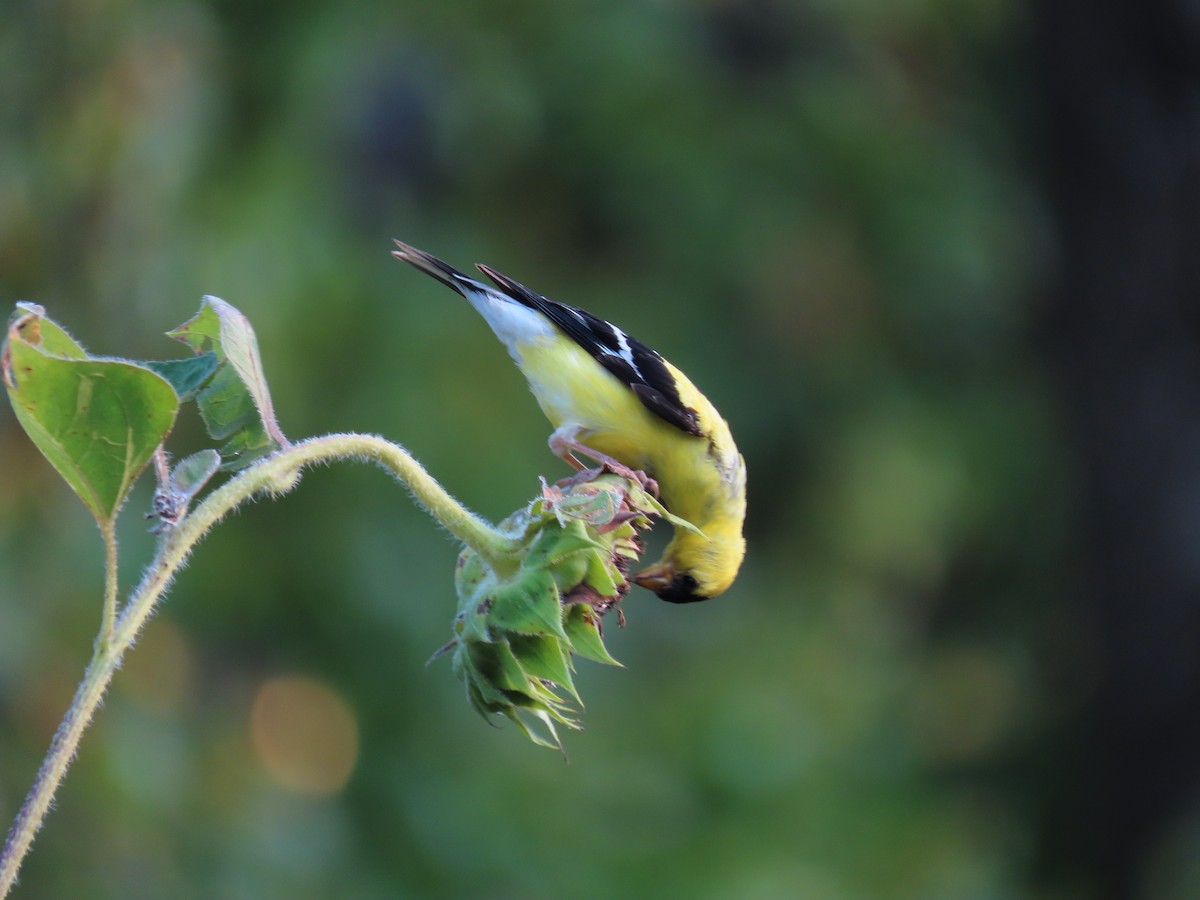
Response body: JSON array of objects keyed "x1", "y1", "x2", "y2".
[{"x1": 444, "y1": 473, "x2": 669, "y2": 753}]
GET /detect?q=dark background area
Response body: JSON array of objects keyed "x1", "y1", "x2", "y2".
[{"x1": 1, "y1": 1, "x2": 1197, "y2": 897}]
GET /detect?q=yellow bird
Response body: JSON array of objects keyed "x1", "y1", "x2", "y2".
[{"x1": 393, "y1": 241, "x2": 746, "y2": 602}]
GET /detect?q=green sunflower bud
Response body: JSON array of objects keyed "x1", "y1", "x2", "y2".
[{"x1": 438, "y1": 471, "x2": 677, "y2": 752}]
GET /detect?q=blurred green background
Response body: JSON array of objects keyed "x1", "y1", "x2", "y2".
[{"x1": 3, "y1": 1, "x2": 1198, "y2": 898}]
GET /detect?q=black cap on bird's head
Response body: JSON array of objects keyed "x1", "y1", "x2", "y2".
[
  {"x1": 633, "y1": 567, "x2": 708, "y2": 603},
  {"x1": 632, "y1": 518, "x2": 744, "y2": 603},
  {"x1": 656, "y1": 572, "x2": 707, "y2": 604}
]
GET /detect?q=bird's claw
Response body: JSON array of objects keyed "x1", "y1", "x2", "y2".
[{"x1": 553, "y1": 459, "x2": 657, "y2": 498}]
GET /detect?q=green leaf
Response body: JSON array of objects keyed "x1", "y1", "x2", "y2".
[
  {"x1": 458, "y1": 598, "x2": 496, "y2": 645},
  {"x1": 454, "y1": 547, "x2": 489, "y2": 600},
  {"x1": 582, "y1": 549, "x2": 620, "y2": 596},
  {"x1": 467, "y1": 641, "x2": 530, "y2": 695},
  {"x1": 462, "y1": 672, "x2": 508, "y2": 717},
  {"x1": 4, "y1": 309, "x2": 178, "y2": 527},
  {"x1": 13, "y1": 303, "x2": 87, "y2": 358},
  {"x1": 508, "y1": 634, "x2": 579, "y2": 702},
  {"x1": 564, "y1": 604, "x2": 622, "y2": 666},
  {"x1": 638, "y1": 486, "x2": 706, "y2": 538},
  {"x1": 459, "y1": 655, "x2": 512, "y2": 712},
  {"x1": 206, "y1": 296, "x2": 284, "y2": 440},
  {"x1": 492, "y1": 639, "x2": 536, "y2": 694},
  {"x1": 166, "y1": 300, "x2": 221, "y2": 356},
  {"x1": 503, "y1": 677, "x2": 578, "y2": 725},
  {"x1": 501, "y1": 707, "x2": 565, "y2": 753},
  {"x1": 193, "y1": 365, "x2": 255, "y2": 440},
  {"x1": 168, "y1": 296, "x2": 286, "y2": 467},
  {"x1": 143, "y1": 352, "x2": 219, "y2": 401},
  {"x1": 549, "y1": 480, "x2": 624, "y2": 526},
  {"x1": 547, "y1": 550, "x2": 589, "y2": 594},
  {"x1": 169, "y1": 449, "x2": 221, "y2": 498},
  {"x1": 488, "y1": 572, "x2": 567, "y2": 638},
  {"x1": 525, "y1": 522, "x2": 605, "y2": 570},
  {"x1": 194, "y1": 364, "x2": 274, "y2": 467}
]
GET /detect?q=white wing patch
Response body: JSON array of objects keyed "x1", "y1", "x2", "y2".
[{"x1": 602, "y1": 325, "x2": 642, "y2": 378}]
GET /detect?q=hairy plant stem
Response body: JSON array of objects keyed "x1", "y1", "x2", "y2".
[
  {"x1": 97, "y1": 521, "x2": 118, "y2": 648},
  {"x1": 0, "y1": 433, "x2": 514, "y2": 896}
]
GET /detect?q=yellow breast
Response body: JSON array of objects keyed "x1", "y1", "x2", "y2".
[{"x1": 515, "y1": 338, "x2": 744, "y2": 528}]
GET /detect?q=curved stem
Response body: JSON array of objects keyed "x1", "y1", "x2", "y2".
[
  {"x1": 0, "y1": 433, "x2": 514, "y2": 896},
  {"x1": 113, "y1": 432, "x2": 519, "y2": 648}
]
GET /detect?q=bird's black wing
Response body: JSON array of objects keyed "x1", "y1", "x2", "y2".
[{"x1": 477, "y1": 263, "x2": 702, "y2": 436}]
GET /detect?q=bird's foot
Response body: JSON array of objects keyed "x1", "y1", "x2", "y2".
[
  {"x1": 548, "y1": 430, "x2": 658, "y2": 496},
  {"x1": 553, "y1": 452, "x2": 658, "y2": 498}
]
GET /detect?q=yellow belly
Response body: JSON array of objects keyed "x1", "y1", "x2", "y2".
[{"x1": 515, "y1": 338, "x2": 736, "y2": 526}]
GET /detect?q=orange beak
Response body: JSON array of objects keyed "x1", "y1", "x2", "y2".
[{"x1": 632, "y1": 562, "x2": 673, "y2": 594}]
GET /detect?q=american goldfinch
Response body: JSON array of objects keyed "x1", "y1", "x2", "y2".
[{"x1": 392, "y1": 241, "x2": 746, "y2": 603}]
